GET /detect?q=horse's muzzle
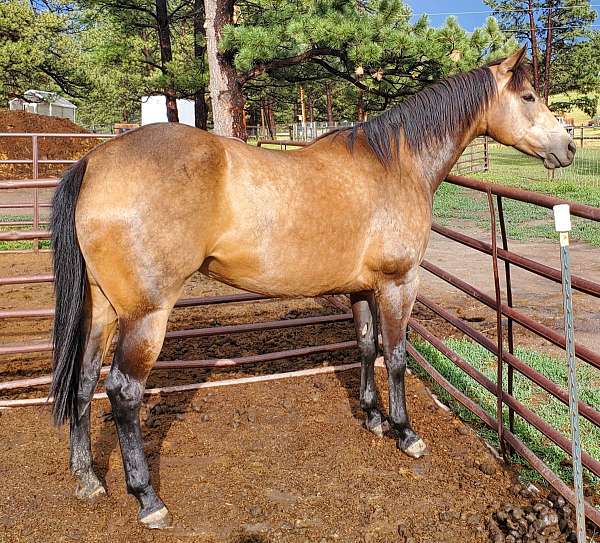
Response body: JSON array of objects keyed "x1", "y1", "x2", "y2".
[{"x1": 543, "y1": 138, "x2": 576, "y2": 169}]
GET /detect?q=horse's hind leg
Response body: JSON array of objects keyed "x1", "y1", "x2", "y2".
[
  {"x1": 350, "y1": 292, "x2": 389, "y2": 437},
  {"x1": 70, "y1": 282, "x2": 117, "y2": 499},
  {"x1": 105, "y1": 307, "x2": 173, "y2": 529}
]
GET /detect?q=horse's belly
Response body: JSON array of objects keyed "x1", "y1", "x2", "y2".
[{"x1": 200, "y1": 244, "x2": 371, "y2": 297}]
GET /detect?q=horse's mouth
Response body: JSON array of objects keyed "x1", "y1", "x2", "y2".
[
  {"x1": 543, "y1": 153, "x2": 561, "y2": 170},
  {"x1": 538, "y1": 151, "x2": 569, "y2": 170}
]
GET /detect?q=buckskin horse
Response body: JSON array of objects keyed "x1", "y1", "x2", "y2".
[{"x1": 50, "y1": 49, "x2": 575, "y2": 528}]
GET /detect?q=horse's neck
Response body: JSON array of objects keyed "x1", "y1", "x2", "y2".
[{"x1": 414, "y1": 126, "x2": 481, "y2": 195}]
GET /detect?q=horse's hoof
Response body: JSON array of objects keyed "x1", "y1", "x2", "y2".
[
  {"x1": 140, "y1": 506, "x2": 172, "y2": 530},
  {"x1": 369, "y1": 420, "x2": 391, "y2": 438},
  {"x1": 400, "y1": 438, "x2": 428, "y2": 459},
  {"x1": 75, "y1": 477, "x2": 106, "y2": 500}
]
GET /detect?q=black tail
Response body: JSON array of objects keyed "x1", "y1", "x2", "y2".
[{"x1": 50, "y1": 158, "x2": 88, "y2": 425}]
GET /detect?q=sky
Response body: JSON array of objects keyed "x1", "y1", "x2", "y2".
[{"x1": 404, "y1": 0, "x2": 493, "y2": 31}]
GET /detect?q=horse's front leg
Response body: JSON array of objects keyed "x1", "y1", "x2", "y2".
[
  {"x1": 376, "y1": 275, "x2": 428, "y2": 458},
  {"x1": 350, "y1": 292, "x2": 389, "y2": 437}
]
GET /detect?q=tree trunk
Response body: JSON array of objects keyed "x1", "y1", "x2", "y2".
[
  {"x1": 326, "y1": 83, "x2": 334, "y2": 125},
  {"x1": 193, "y1": 0, "x2": 208, "y2": 129},
  {"x1": 299, "y1": 86, "x2": 306, "y2": 125},
  {"x1": 204, "y1": 0, "x2": 246, "y2": 139},
  {"x1": 527, "y1": 0, "x2": 541, "y2": 93},
  {"x1": 195, "y1": 90, "x2": 209, "y2": 130},
  {"x1": 155, "y1": 0, "x2": 179, "y2": 122},
  {"x1": 543, "y1": 3, "x2": 554, "y2": 104},
  {"x1": 356, "y1": 90, "x2": 365, "y2": 122},
  {"x1": 266, "y1": 98, "x2": 276, "y2": 139}
]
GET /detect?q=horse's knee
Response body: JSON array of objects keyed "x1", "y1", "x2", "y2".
[{"x1": 386, "y1": 343, "x2": 407, "y2": 373}]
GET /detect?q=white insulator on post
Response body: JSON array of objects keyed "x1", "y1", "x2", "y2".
[{"x1": 553, "y1": 204, "x2": 572, "y2": 233}]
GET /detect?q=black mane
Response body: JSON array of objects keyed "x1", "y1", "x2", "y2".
[{"x1": 329, "y1": 59, "x2": 530, "y2": 165}]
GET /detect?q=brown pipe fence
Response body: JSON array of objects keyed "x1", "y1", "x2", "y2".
[
  {"x1": 1, "y1": 134, "x2": 600, "y2": 527},
  {"x1": 0, "y1": 132, "x2": 116, "y2": 252}
]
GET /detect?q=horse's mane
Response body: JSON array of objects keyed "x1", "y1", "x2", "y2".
[{"x1": 321, "y1": 58, "x2": 531, "y2": 165}]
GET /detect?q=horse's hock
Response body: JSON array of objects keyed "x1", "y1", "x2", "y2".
[{"x1": 1, "y1": 133, "x2": 600, "y2": 541}]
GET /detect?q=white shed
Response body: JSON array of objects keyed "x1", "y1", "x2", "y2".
[{"x1": 9, "y1": 90, "x2": 77, "y2": 122}]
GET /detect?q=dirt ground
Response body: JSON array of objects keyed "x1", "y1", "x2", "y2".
[
  {"x1": 0, "y1": 233, "x2": 598, "y2": 542},
  {"x1": 0, "y1": 370, "x2": 524, "y2": 543}
]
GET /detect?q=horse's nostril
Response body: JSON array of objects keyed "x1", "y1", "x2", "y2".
[{"x1": 568, "y1": 141, "x2": 577, "y2": 155}]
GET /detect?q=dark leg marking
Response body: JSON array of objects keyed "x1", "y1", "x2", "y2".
[{"x1": 70, "y1": 284, "x2": 116, "y2": 499}]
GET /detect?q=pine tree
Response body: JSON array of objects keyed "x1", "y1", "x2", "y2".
[{"x1": 484, "y1": 0, "x2": 597, "y2": 102}]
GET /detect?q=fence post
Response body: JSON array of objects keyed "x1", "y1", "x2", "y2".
[
  {"x1": 483, "y1": 136, "x2": 490, "y2": 172},
  {"x1": 32, "y1": 135, "x2": 39, "y2": 253},
  {"x1": 497, "y1": 196, "x2": 515, "y2": 449},
  {"x1": 487, "y1": 189, "x2": 507, "y2": 460},
  {"x1": 553, "y1": 204, "x2": 587, "y2": 543}
]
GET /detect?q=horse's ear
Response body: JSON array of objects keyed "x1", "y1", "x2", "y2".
[{"x1": 498, "y1": 47, "x2": 527, "y2": 75}]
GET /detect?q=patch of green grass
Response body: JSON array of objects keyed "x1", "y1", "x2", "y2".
[
  {"x1": 0, "y1": 215, "x2": 50, "y2": 251},
  {"x1": 409, "y1": 337, "x2": 600, "y2": 494},
  {"x1": 0, "y1": 240, "x2": 51, "y2": 251},
  {"x1": 433, "y1": 182, "x2": 489, "y2": 226},
  {"x1": 433, "y1": 180, "x2": 600, "y2": 246},
  {"x1": 476, "y1": 144, "x2": 600, "y2": 193}
]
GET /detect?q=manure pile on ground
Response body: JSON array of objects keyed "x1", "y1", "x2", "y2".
[{"x1": 0, "y1": 110, "x2": 102, "y2": 180}]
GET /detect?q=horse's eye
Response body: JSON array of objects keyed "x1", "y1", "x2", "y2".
[{"x1": 522, "y1": 93, "x2": 536, "y2": 103}]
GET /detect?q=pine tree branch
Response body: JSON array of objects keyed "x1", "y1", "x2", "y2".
[{"x1": 239, "y1": 47, "x2": 342, "y2": 83}]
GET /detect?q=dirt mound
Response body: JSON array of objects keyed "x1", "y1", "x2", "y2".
[
  {"x1": 0, "y1": 110, "x2": 102, "y2": 180},
  {"x1": 0, "y1": 109, "x2": 88, "y2": 134}
]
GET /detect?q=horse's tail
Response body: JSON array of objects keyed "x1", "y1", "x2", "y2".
[{"x1": 50, "y1": 158, "x2": 88, "y2": 426}]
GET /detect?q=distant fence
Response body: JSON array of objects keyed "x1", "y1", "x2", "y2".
[
  {"x1": 451, "y1": 137, "x2": 489, "y2": 175},
  {"x1": 262, "y1": 130, "x2": 490, "y2": 175},
  {"x1": 291, "y1": 122, "x2": 356, "y2": 141}
]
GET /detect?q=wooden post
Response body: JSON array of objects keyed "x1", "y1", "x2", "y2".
[
  {"x1": 260, "y1": 100, "x2": 266, "y2": 139},
  {"x1": 484, "y1": 136, "x2": 490, "y2": 172}
]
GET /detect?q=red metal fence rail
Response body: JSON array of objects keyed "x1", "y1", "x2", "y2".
[
  {"x1": 0, "y1": 132, "x2": 116, "y2": 252},
  {"x1": 1, "y1": 134, "x2": 599, "y2": 527}
]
